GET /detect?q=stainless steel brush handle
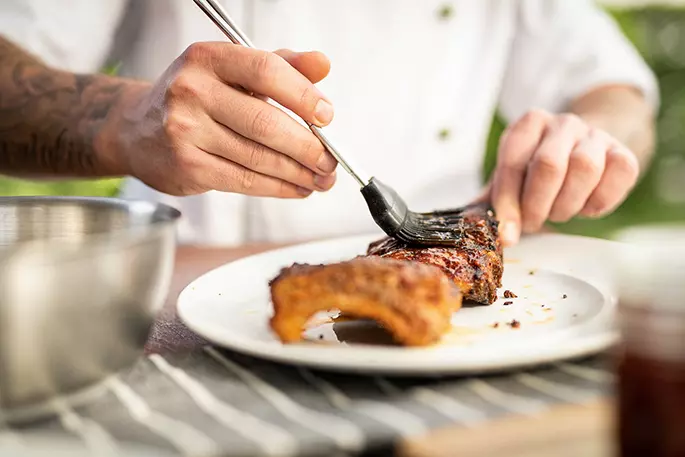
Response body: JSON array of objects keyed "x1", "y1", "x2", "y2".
[{"x1": 192, "y1": 0, "x2": 370, "y2": 187}]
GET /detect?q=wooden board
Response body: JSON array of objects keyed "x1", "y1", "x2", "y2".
[{"x1": 398, "y1": 400, "x2": 615, "y2": 457}]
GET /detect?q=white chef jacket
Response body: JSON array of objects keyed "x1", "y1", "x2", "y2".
[{"x1": 1, "y1": 0, "x2": 658, "y2": 246}]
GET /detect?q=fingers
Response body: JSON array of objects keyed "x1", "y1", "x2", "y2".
[
  {"x1": 548, "y1": 129, "x2": 607, "y2": 222},
  {"x1": 274, "y1": 49, "x2": 331, "y2": 84},
  {"x1": 580, "y1": 144, "x2": 639, "y2": 218},
  {"x1": 520, "y1": 114, "x2": 588, "y2": 233},
  {"x1": 488, "y1": 108, "x2": 640, "y2": 244},
  {"x1": 196, "y1": 117, "x2": 336, "y2": 192},
  {"x1": 201, "y1": 80, "x2": 337, "y2": 175},
  {"x1": 251, "y1": 49, "x2": 329, "y2": 100},
  {"x1": 160, "y1": 45, "x2": 339, "y2": 199},
  {"x1": 186, "y1": 42, "x2": 334, "y2": 127},
  {"x1": 184, "y1": 149, "x2": 317, "y2": 199},
  {"x1": 491, "y1": 109, "x2": 552, "y2": 246}
]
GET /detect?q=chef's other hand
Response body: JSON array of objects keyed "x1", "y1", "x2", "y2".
[
  {"x1": 110, "y1": 43, "x2": 337, "y2": 197},
  {"x1": 481, "y1": 109, "x2": 640, "y2": 246}
]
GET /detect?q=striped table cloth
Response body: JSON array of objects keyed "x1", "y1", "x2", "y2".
[{"x1": 0, "y1": 348, "x2": 612, "y2": 457}]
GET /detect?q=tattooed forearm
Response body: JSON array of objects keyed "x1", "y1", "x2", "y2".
[{"x1": 0, "y1": 36, "x2": 140, "y2": 177}]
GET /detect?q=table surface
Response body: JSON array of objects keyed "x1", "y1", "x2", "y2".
[
  {"x1": 0, "y1": 244, "x2": 614, "y2": 457},
  {"x1": 146, "y1": 245, "x2": 614, "y2": 457},
  {"x1": 144, "y1": 244, "x2": 281, "y2": 355}
]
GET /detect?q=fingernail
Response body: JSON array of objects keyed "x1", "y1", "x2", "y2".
[
  {"x1": 314, "y1": 172, "x2": 336, "y2": 191},
  {"x1": 581, "y1": 207, "x2": 596, "y2": 217},
  {"x1": 316, "y1": 152, "x2": 337, "y2": 174},
  {"x1": 296, "y1": 186, "x2": 313, "y2": 197},
  {"x1": 500, "y1": 221, "x2": 520, "y2": 246},
  {"x1": 314, "y1": 99, "x2": 334, "y2": 126},
  {"x1": 582, "y1": 207, "x2": 602, "y2": 219}
]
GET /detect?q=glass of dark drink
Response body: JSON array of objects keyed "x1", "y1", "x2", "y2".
[{"x1": 614, "y1": 226, "x2": 685, "y2": 457}]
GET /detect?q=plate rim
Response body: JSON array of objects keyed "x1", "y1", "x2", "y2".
[{"x1": 177, "y1": 233, "x2": 620, "y2": 376}]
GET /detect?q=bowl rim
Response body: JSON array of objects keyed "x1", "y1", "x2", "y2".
[{"x1": 0, "y1": 196, "x2": 181, "y2": 262}]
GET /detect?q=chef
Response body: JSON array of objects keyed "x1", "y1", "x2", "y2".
[{"x1": 0, "y1": 0, "x2": 658, "y2": 247}]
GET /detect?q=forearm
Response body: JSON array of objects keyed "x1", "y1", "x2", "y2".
[
  {"x1": 570, "y1": 85, "x2": 656, "y2": 172},
  {"x1": 0, "y1": 36, "x2": 146, "y2": 178}
]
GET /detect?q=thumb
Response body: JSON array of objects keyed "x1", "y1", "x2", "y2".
[
  {"x1": 490, "y1": 175, "x2": 523, "y2": 247},
  {"x1": 471, "y1": 181, "x2": 520, "y2": 247},
  {"x1": 274, "y1": 49, "x2": 331, "y2": 84}
]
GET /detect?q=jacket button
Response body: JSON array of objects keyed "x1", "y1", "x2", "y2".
[
  {"x1": 438, "y1": 128, "x2": 451, "y2": 141},
  {"x1": 437, "y1": 4, "x2": 455, "y2": 20}
]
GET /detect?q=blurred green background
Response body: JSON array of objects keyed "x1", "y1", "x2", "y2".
[{"x1": 2, "y1": 5, "x2": 684, "y2": 239}]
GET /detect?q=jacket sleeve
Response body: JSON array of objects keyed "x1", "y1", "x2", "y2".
[
  {"x1": 498, "y1": 0, "x2": 659, "y2": 123},
  {"x1": 0, "y1": 0, "x2": 130, "y2": 73}
]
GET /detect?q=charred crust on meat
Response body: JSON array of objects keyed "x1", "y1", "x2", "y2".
[{"x1": 366, "y1": 204, "x2": 503, "y2": 305}]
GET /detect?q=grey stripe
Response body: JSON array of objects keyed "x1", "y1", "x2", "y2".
[
  {"x1": 298, "y1": 368, "x2": 428, "y2": 437},
  {"x1": 205, "y1": 347, "x2": 366, "y2": 453},
  {"x1": 51, "y1": 397, "x2": 119, "y2": 457},
  {"x1": 515, "y1": 373, "x2": 593, "y2": 403},
  {"x1": 107, "y1": 377, "x2": 219, "y2": 456},
  {"x1": 149, "y1": 354, "x2": 299, "y2": 457},
  {"x1": 555, "y1": 363, "x2": 614, "y2": 383},
  {"x1": 375, "y1": 378, "x2": 486, "y2": 425},
  {"x1": 464, "y1": 379, "x2": 546, "y2": 416},
  {"x1": 373, "y1": 377, "x2": 402, "y2": 396},
  {"x1": 0, "y1": 430, "x2": 26, "y2": 453},
  {"x1": 0, "y1": 412, "x2": 26, "y2": 452}
]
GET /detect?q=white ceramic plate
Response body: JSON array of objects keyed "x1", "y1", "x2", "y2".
[{"x1": 178, "y1": 234, "x2": 620, "y2": 376}]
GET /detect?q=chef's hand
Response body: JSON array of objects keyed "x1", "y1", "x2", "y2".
[
  {"x1": 109, "y1": 43, "x2": 337, "y2": 197},
  {"x1": 480, "y1": 109, "x2": 640, "y2": 246}
]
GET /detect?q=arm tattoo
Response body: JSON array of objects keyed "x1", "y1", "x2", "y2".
[{"x1": 0, "y1": 37, "x2": 128, "y2": 177}]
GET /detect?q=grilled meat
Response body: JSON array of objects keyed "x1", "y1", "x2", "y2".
[
  {"x1": 367, "y1": 204, "x2": 503, "y2": 304},
  {"x1": 269, "y1": 256, "x2": 462, "y2": 346}
]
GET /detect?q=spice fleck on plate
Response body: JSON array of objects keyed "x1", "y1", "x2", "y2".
[
  {"x1": 503, "y1": 290, "x2": 518, "y2": 299},
  {"x1": 503, "y1": 301, "x2": 513, "y2": 306}
]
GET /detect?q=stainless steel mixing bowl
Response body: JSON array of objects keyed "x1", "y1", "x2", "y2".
[{"x1": 0, "y1": 197, "x2": 180, "y2": 422}]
